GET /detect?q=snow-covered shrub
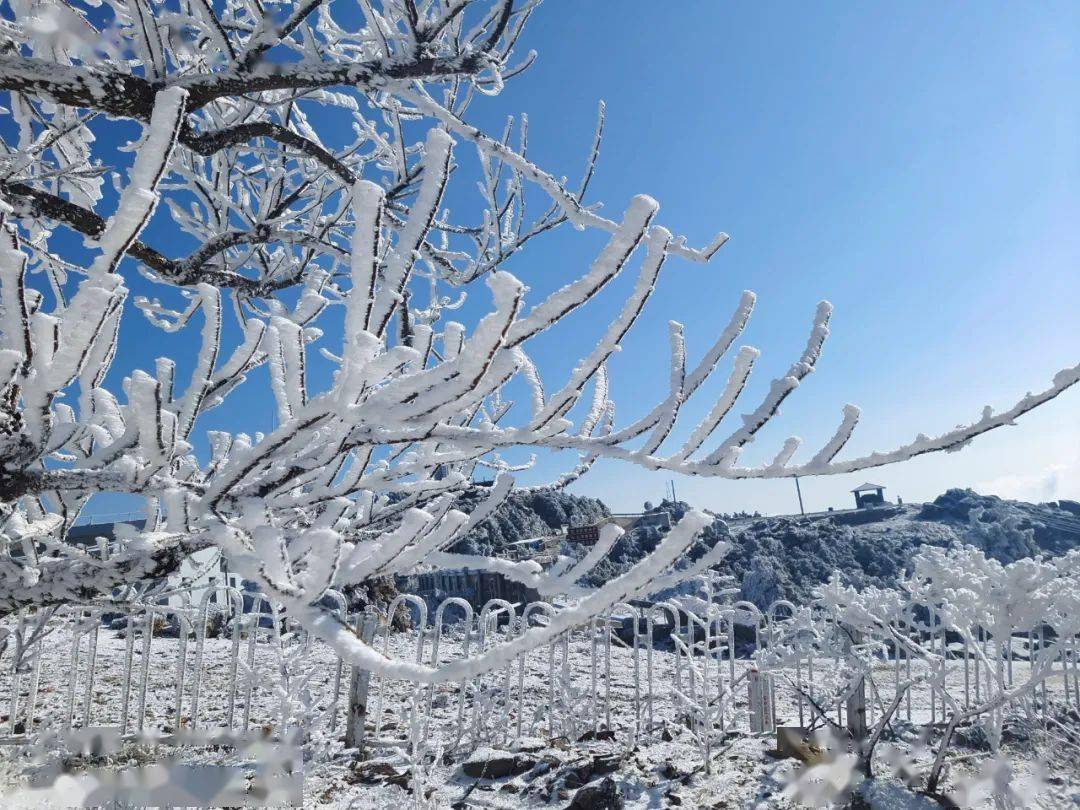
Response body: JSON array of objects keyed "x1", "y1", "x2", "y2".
[{"x1": 756, "y1": 543, "x2": 1079, "y2": 802}]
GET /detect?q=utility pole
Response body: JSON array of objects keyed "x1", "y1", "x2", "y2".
[{"x1": 794, "y1": 476, "x2": 806, "y2": 516}]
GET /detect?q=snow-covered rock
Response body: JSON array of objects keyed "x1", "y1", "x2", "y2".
[
  {"x1": 566, "y1": 775, "x2": 623, "y2": 809},
  {"x1": 462, "y1": 747, "x2": 537, "y2": 779}
]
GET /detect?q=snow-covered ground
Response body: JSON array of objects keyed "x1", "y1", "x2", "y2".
[{"x1": 1, "y1": 623, "x2": 1077, "y2": 808}]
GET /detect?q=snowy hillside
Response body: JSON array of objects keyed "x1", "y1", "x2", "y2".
[
  {"x1": 728, "y1": 488, "x2": 1080, "y2": 606},
  {"x1": 460, "y1": 487, "x2": 1080, "y2": 607},
  {"x1": 452, "y1": 488, "x2": 610, "y2": 557}
]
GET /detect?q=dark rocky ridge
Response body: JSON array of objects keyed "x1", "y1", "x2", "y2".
[{"x1": 457, "y1": 487, "x2": 1080, "y2": 608}]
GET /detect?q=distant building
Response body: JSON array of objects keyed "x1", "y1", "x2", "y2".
[
  {"x1": 567, "y1": 520, "x2": 607, "y2": 543},
  {"x1": 851, "y1": 483, "x2": 887, "y2": 509}
]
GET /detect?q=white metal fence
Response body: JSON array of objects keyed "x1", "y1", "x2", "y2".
[{"x1": 2, "y1": 582, "x2": 1077, "y2": 767}]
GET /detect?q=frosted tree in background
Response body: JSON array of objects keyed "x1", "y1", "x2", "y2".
[
  {"x1": 757, "y1": 545, "x2": 1079, "y2": 801},
  {"x1": 0, "y1": 0, "x2": 1076, "y2": 682}
]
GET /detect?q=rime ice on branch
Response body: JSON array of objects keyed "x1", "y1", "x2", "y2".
[{"x1": 0, "y1": 0, "x2": 1076, "y2": 681}]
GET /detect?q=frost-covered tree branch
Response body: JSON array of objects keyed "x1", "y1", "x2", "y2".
[{"x1": 0, "y1": 0, "x2": 1075, "y2": 684}]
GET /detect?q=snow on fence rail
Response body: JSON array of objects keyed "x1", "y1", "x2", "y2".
[{"x1": 1, "y1": 579, "x2": 1077, "y2": 770}]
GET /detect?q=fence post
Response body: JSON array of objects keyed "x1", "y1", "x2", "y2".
[
  {"x1": 345, "y1": 607, "x2": 380, "y2": 753},
  {"x1": 845, "y1": 627, "x2": 867, "y2": 741},
  {"x1": 748, "y1": 667, "x2": 775, "y2": 734}
]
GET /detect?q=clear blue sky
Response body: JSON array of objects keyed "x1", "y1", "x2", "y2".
[
  {"x1": 457, "y1": 2, "x2": 1080, "y2": 514},
  {"x1": 64, "y1": 2, "x2": 1080, "y2": 518}
]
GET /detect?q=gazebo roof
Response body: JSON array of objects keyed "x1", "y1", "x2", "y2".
[{"x1": 850, "y1": 482, "x2": 886, "y2": 493}]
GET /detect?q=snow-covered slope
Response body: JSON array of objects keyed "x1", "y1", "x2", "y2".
[
  {"x1": 460, "y1": 487, "x2": 1080, "y2": 608},
  {"x1": 723, "y1": 488, "x2": 1080, "y2": 606}
]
